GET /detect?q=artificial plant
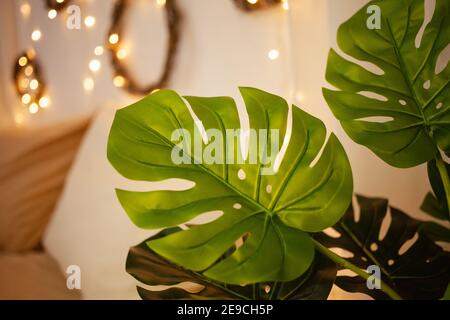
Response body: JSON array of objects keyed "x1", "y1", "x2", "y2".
[{"x1": 107, "y1": 0, "x2": 450, "y2": 300}]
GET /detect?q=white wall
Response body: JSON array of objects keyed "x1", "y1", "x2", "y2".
[{"x1": 2, "y1": 0, "x2": 438, "y2": 218}]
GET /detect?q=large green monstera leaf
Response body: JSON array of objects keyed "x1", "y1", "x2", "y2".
[
  {"x1": 323, "y1": 0, "x2": 450, "y2": 168},
  {"x1": 108, "y1": 87, "x2": 352, "y2": 285},
  {"x1": 316, "y1": 195, "x2": 450, "y2": 300}
]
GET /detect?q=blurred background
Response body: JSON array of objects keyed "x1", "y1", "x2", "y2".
[{"x1": 0, "y1": 0, "x2": 437, "y2": 299}]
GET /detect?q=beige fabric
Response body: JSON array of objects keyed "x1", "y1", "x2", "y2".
[
  {"x1": 0, "y1": 116, "x2": 91, "y2": 252},
  {"x1": 0, "y1": 251, "x2": 81, "y2": 299}
]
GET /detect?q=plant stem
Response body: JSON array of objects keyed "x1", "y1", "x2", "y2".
[
  {"x1": 435, "y1": 153, "x2": 450, "y2": 220},
  {"x1": 312, "y1": 239, "x2": 402, "y2": 300}
]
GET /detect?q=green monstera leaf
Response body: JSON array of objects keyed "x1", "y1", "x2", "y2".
[
  {"x1": 108, "y1": 87, "x2": 352, "y2": 285},
  {"x1": 316, "y1": 195, "x2": 450, "y2": 300},
  {"x1": 323, "y1": 0, "x2": 450, "y2": 168},
  {"x1": 127, "y1": 228, "x2": 337, "y2": 300}
]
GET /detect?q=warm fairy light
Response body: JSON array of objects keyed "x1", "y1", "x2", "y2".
[
  {"x1": 31, "y1": 30, "x2": 42, "y2": 42},
  {"x1": 156, "y1": 0, "x2": 166, "y2": 7},
  {"x1": 24, "y1": 65, "x2": 33, "y2": 76},
  {"x1": 113, "y1": 75, "x2": 126, "y2": 87},
  {"x1": 56, "y1": 0, "x2": 65, "y2": 3},
  {"x1": 20, "y1": 2, "x2": 31, "y2": 18},
  {"x1": 15, "y1": 113, "x2": 25, "y2": 126},
  {"x1": 18, "y1": 56, "x2": 28, "y2": 67},
  {"x1": 268, "y1": 49, "x2": 279, "y2": 60},
  {"x1": 19, "y1": 78, "x2": 30, "y2": 89},
  {"x1": 282, "y1": 0, "x2": 289, "y2": 10},
  {"x1": 83, "y1": 77, "x2": 94, "y2": 91},
  {"x1": 27, "y1": 48, "x2": 36, "y2": 59},
  {"x1": 295, "y1": 91, "x2": 304, "y2": 102},
  {"x1": 89, "y1": 59, "x2": 101, "y2": 72},
  {"x1": 21, "y1": 93, "x2": 31, "y2": 104},
  {"x1": 109, "y1": 33, "x2": 119, "y2": 45},
  {"x1": 116, "y1": 48, "x2": 128, "y2": 60},
  {"x1": 39, "y1": 96, "x2": 50, "y2": 108},
  {"x1": 48, "y1": 9, "x2": 57, "y2": 19},
  {"x1": 247, "y1": 0, "x2": 258, "y2": 4},
  {"x1": 29, "y1": 103, "x2": 39, "y2": 114},
  {"x1": 29, "y1": 79, "x2": 39, "y2": 90},
  {"x1": 94, "y1": 46, "x2": 104, "y2": 56},
  {"x1": 84, "y1": 16, "x2": 96, "y2": 28}
]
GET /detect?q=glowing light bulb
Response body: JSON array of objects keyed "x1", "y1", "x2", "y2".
[
  {"x1": 247, "y1": 0, "x2": 258, "y2": 4},
  {"x1": 21, "y1": 93, "x2": 31, "y2": 104},
  {"x1": 29, "y1": 103, "x2": 39, "y2": 114},
  {"x1": 109, "y1": 33, "x2": 119, "y2": 45},
  {"x1": 94, "y1": 46, "x2": 104, "y2": 56},
  {"x1": 15, "y1": 113, "x2": 25, "y2": 126},
  {"x1": 31, "y1": 30, "x2": 42, "y2": 42},
  {"x1": 18, "y1": 56, "x2": 28, "y2": 67},
  {"x1": 113, "y1": 75, "x2": 126, "y2": 87},
  {"x1": 268, "y1": 49, "x2": 279, "y2": 60},
  {"x1": 282, "y1": 0, "x2": 289, "y2": 10},
  {"x1": 89, "y1": 59, "x2": 101, "y2": 72},
  {"x1": 156, "y1": 0, "x2": 166, "y2": 7},
  {"x1": 39, "y1": 96, "x2": 50, "y2": 108},
  {"x1": 84, "y1": 16, "x2": 96, "y2": 28},
  {"x1": 83, "y1": 77, "x2": 94, "y2": 92},
  {"x1": 48, "y1": 9, "x2": 57, "y2": 19},
  {"x1": 116, "y1": 48, "x2": 128, "y2": 60},
  {"x1": 25, "y1": 65, "x2": 34, "y2": 76},
  {"x1": 20, "y1": 3, "x2": 31, "y2": 18},
  {"x1": 30, "y1": 79, "x2": 39, "y2": 90},
  {"x1": 19, "y1": 78, "x2": 30, "y2": 89},
  {"x1": 56, "y1": 0, "x2": 65, "y2": 3}
]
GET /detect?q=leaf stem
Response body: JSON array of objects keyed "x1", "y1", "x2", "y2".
[
  {"x1": 312, "y1": 239, "x2": 402, "y2": 300},
  {"x1": 435, "y1": 153, "x2": 450, "y2": 221}
]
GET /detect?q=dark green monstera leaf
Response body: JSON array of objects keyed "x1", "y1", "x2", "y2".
[
  {"x1": 107, "y1": 87, "x2": 352, "y2": 285},
  {"x1": 323, "y1": 0, "x2": 450, "y2": 168},
  {"x1": 421, "y1": 159, "x2": 450, "y2": 220},
  {"x1": 315, "y1": 195, "x2": 450, "y2": 300},
  {"x1": 127, "y1": 228, "x2": 337, "y2": 300}
]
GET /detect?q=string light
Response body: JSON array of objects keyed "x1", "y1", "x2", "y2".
[
  {"x1": 29, "y1": 79, "x2": 39, "y2": 90},
  {"x1": 20, "y1": 2, "x2": 31, "y2": 18},
  {"x1": 48, "y1": 9, "x2": 57, "y2": 19},
  {"x1": 113, "y1": 75, "x2": 126, "y2": 87},
  {"x1": 19, "y1": 78, "x2": 30, "y2": 89},
  {"x1": 156, "y1": 0, "x2": 166, "y2": 7},
  {"x1": 83, "y1": 77, "x2": 94, "y2": 92},
  {"x1": 116, "y1": 47, "x2": 128, "y2": 60},
  {"x1": 15, "y1": 113, "x2": 25, "y2": 126},
  {"x1": 13, "y1": 51, "x2": 47, "y2": 115},
  {"x1": 84, "y1": 16, "x2": 96, "y2": 28},
  {"x1": 21, "y1": 94, "x2": 31, "y2": 104},
  {"x1": 39, "y1": 96, "x2": 50, "y2": 108},
  {"x1": 31, "y1": 29, "x2": 42, "y2": 42},
  {"x1": 268, "y1": 49, "x2": 279, "y2": 60},
  {"x1": 233, "y1": 0, "x2": 282, "y2": 11},
  {"x1": 29, "y1": 102, "x2": 39, "y2": 114},
  {"x1": 18, "y1": 56, "x2": 28, "y2": 67},
  {"x1": 46, "y1": 0, "x2": 72, "y2": 12},
  {"x1": 24, "y1": 65, "x2": 33, "y2": 76},
  {"x1": 94, "y1": 46, "x2": 104, "y2": 56},
  {"x1": 89, "y1": 59, "x2": 101, "y2": 72},
  {"x1": 109, "y1": 33, "x2": 119, "y2": 45}
]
